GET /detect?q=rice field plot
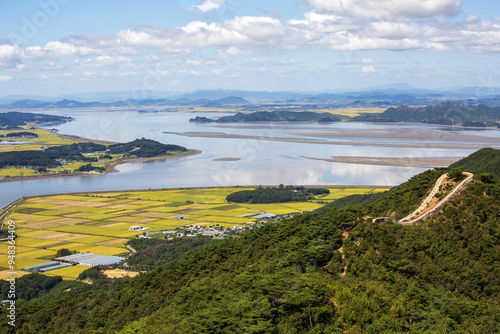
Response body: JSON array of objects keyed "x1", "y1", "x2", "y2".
[
  {"x1": 70, "y1": 235, "x2": 115, "y2": 244},
  {"x1": 68, "y1": 213, "x2": 118, "y2": 220},
  {"x1": 3, "y1": 255, "x2": 51, "y2": 270},
  {"x1": 19, "y1": 249, "x2": 57, "y2": 259},
  {"x1": 44, "y1": 265, "x2": 88, "y2": 280},
  {"x1": 280, "y1": 202, "x2": 324, "y2": 212},
  {"x1": 3, "y1": 185, "x2": 388, "y2": 280},
  {"x1": 47, "y1": 243, "x2": 91, "y2": 251},
  {"x1": 84, "y1": 246, "x2": 128, "y2": 256},
  {"x1": 242, "y1": 204, "x2": 301, "y2": 215},
  {"x1": 0, "y1": 270, "x2": 30, "y2": 279},
  {"x1": 14, "y1": 238, "x2": 59, "y2": 248},
  {"x1": 17, "y1": 229, "x2": 51, "y2": 237}
]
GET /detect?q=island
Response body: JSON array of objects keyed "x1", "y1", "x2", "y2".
[
  {"x1": 189, "y1": 110, "x2": 343, "y2": 123},
  {"x1": 0, "y1": 111, "x2": 73, "y2": 129}
]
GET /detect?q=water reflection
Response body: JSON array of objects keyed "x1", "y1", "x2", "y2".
[{"x1": 0, "y1": 110, "x2": 498, "y2": 208}]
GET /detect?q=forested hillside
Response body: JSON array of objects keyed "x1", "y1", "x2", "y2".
[
  {"x1": 189, "y1": 110, "x2": 342, "y2": 123},
  {"x1": 449, "y1": 147, "x2": 500, "y2": 177},
  {"x1": 0, "y1": 111, "x2": 72, "y2": 129},
  {"x1": 1, "y1": 153, "x2": 499, "y2": 333},
  {"x1": 353, "y1": 102, "x2": 500, "y2": 126}
]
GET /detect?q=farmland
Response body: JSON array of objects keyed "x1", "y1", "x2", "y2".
[{"x1": 0, "y1": 186, "x2": 388, "y2": 279}]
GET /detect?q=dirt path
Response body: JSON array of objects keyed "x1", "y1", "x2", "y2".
[{"x1": 399, "y1": 172, "x2": 474, "y2": 225}]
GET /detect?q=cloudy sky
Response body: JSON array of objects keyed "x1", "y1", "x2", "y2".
[{"x1": 1, "y1": 0, "x2": 500, "y2": 97}]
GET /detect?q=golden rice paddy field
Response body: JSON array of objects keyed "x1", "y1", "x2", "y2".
[{"x1": 0, "y1": 186, "x2": 387, "y2": 279}]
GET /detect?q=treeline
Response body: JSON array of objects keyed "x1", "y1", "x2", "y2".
[
  {"x1": 449, "y1": 147, "x2": 500, "y2": 178},
  {"x1": 0, "y1": 142, "x2": 105, "y2": 168},
  {"x1": 108, "y1": 138, "x2": 187, "y2": 158},
  {"x1": 0, "y1": 273, "x2": 62, "y2": 301},
  {"x1": 226, "y1": 185, "x2": 330, "y2": 203},
  {"x1": 0, "y1": 131, "x2": 38, "y2": 138},
  {"x1": 0, "y1": 111, "x2": 72, "y2": 129},
  {"x1": 0, "y1": 139, "x2": 187, "y2": 168},
  {"x1": 125, "y1": 236, "x2": 220, "y2": 271}
]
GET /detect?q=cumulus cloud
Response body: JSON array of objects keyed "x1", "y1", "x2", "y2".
[
  {"x1": 4, "y1": 4, "x2": 500, "y2": 76},
  {"x1": 24, "y1": 41, "x2": 99, "y2": 59},
  {"x1": 308, "y1": 0, "x2": 462, "y2": 20},
  {"x1": 0, "y1": 44, "x2": 24, "y2": 70},
  {"x1": 191, "y1": 0, "x2": 226, "y2": 13}
]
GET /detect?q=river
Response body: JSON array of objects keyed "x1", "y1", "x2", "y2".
[{"x1": 1, "y1": 108, "x2": 499, "y2": 208}]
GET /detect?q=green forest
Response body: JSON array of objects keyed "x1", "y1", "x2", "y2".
[
  {"x1": 0, "y1": 139, "x2": 187, "y2": 168},
  {"x1": 353, "y1": 102, "x2": 500, "y2": 126},
  {"x1": 0, "y1": 111, "x2": 73, "y2": 129},
  {"x1": 189, "y1": 110, "x2": 343, "y2": 123},
  {"x1": 107, "y1": 138, "x2": 187, "y2": 158},
  {"x1": 1, "y1": 149, "x2": 499, "y2": 333},
  {"x1": 226, "y1": 185, "x2": 330, "y2": 204}
]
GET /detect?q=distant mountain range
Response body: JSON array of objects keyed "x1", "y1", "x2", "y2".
[{"x1": 2, "y1": 86, "x2": 500, "y2": 110}]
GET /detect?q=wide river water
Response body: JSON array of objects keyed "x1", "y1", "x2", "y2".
[{"x1": 1, "y1": 108, "x2": 499, "y2": 208}]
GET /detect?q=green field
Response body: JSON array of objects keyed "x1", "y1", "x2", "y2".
[{"x1": 1, "y1": 186, "x2": 388, "y2": 279}]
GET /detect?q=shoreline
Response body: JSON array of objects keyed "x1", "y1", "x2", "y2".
[
  {"x1": 0, "y1": 149, "x2": 201, "y2": 184},
  {"x1": 164, "y1": 131, "x2": 499, "y2": 150},
  {"x1": 301, "y1": 156, "x2": 463, "y2": 167},
  {"x1": 0, "y1": 183, "x2": 392, "y2": 212}
]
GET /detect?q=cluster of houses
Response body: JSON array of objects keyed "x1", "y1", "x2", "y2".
[{"x1": 128, "y1": 212, "x2": 305, "y2": 240}]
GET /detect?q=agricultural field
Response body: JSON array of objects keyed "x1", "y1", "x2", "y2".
[
  {"x1": 324, "y1": 108, "x2": 386, "y2": 118},
  {"x1": 0, "y1": 186, "x2": 387, "y2": 279},
  {"x1": 0, "y1": 127, "x2": 77, "y2": 153}
]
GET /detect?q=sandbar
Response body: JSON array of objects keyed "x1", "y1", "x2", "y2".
[{"x1": 302, "y1": 156, "x2": 463, "y2": 167}]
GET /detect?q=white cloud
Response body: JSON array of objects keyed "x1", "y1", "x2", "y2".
[
  {"x1": 185, "y1": 59, "x2": 202, "y2": 66},
  {"x1": 0, "y1": 75, "x2": 12, "y2": 82},
  {"x1": 25, "y1": 41, "x2": 99, "y2": 59},
  {"x1": 308, "y1": 0, "x2": 462, "y2": 20},
  {"x1": 72, "y1": 56, "x2": 133, "y2": 68},
  {"x1": 361, "y1": 58, "x2": 375, "y2": 63},
  {"x1": 217, "y1": 46, "x2": 252, "y2": 58},
  {"x1": 191, "y1": 0, "x2": 226, "y2": 13},
  {"x1": 0, "y1": 44, "x2": 23, "y2": 70},
  {"x1": 361, "y1": 66, "x2": 376, "y2": 73}
]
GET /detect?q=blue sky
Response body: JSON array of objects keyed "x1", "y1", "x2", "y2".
[{"x1": 1, "y1": 0, "x2": 500, "y2": 97}]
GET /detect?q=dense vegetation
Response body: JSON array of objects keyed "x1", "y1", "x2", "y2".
[
  {"x1": 0, "y1": 139, "x2": 187, "y2": 169},
  {"x1": 190, "y1": 110, "x2": 342, "y2": 123},
  {"x1": 1, "y1": 151, "x2": 499, "y2": 333},
  {"x1": 0, "y1": 111, "x2": 72, "y2": 129},
  {"x1": 107, "y1": 138, "x2": 187, "y2": 158},
  {"x1": 125, "y1": 236, "x2": 220, "y2": 271},
  {"x1": 226, "y1": 185, "x2": 330, "y2": 203},
  {"x1": 0, "y1": 131, "x2": 38, "y2": 138},
  {"x1": 0, "y1": 273, "x2": 62, "y2": 302},
  {"x1": 449, "y1": 147, "x2": 500, "y2": 178},
  {"x1": 0, "y1": 142, "x2": 105, "y2": 168},
  {"x1": 353, "y1": 102, "x2": 500, "y2": 126}
]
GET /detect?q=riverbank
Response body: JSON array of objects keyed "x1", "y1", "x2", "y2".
[
  {"x1": 301, "y1": 156, "x2": 463, "y2": 167},
  {"x1": 0, "y1": 149, "x2": 201, "y2": 184},
  {"x1": 164, "y1": 131, "x2": 499, "y2": 150}
]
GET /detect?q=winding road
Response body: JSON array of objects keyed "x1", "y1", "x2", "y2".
[{"x1": 399, "y1": 172, "x2": 474, "y2": 225}]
